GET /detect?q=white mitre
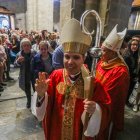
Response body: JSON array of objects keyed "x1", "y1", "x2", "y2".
[
  {"x1": 60, "y1": 18, "x2": 92, "y2": 55},
  {"x1": 102, "y1": 24, "x2": 127, "y2": 53}
]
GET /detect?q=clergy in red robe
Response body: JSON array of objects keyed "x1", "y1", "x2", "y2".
[
  {"x1": 96, "y1": 25, "x2": 130, "y2": 140},
  {"x1": 32, "y1": 18, "x2": 111, "y2": 140}
]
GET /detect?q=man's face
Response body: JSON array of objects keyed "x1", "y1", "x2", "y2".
[
  {"x1": 101, "y1": 45, "x2": 117, "y2": 61},
  {"x1": 64, "y1": 52, "x2": 84, "y2": 75}
]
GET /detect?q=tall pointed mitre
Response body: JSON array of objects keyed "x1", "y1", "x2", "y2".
[
  {"x1": 102, "y1": 25, "x2": 127, "y2": 53},
  {"x1": 60, "y1": 18, "x2": 92, "y2": 54}
]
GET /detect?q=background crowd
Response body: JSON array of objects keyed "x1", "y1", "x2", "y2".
[
  {"x1": 0, "y1": 26, "x2": 140, "y2": 140},
  {"x1": 0, "y1": 27, "x2": 139, "y2": 111}
]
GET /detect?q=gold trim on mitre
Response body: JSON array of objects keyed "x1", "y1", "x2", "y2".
[
  {"x1": 61, "y1": 18, "x2": 92, "y2": 55},
  {"x1": 103, "y1": 42, "x2": 112, "y2": 49},
  {"x1": 63, "y1": 42, "x2": 89, "y2": 54}
]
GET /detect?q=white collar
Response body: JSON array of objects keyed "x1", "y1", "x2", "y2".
[{"x1": 69, "y1": 71, "x2": 81, "y2": 78}]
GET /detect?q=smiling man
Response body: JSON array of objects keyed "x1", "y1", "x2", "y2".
[{"x1": 32, "y1": 18, "x2": 111, "y2": 140}]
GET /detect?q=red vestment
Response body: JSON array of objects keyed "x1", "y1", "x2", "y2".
[
  {"x1": 41, "y1": 69, "x2": 111, "y2": 140},
  {"x1": 96, "y1": 58, "x2": 130, "y2": 139}
]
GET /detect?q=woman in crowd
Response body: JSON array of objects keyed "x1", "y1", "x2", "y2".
[
  {"x1": 32, "y1": 34, "x2": 42, "y2": 53},
  {"x1": 123, "y1": 38, "x2": 139, "y2": 107},
  {"x1": 14, "y1": 38, "x2": 36, "y2": 108},
  {"x1": 31, "y1": 41, "x2": 54, "y2": 91},
  {"x1": 1, "y1": 34, "x2": 14, "y2": 81},
  {"x1": 10, "y1": 33, "x2": 20, "y2": 54}
]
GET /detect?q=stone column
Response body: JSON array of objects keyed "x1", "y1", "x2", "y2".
[
  {"x1": 98, "y1": 0, "x2": 108, "y2": 35},
  {"x1": 105, "y1": 0, "x2": 132, "y2": 36},
  {"x1": 73, "y1": 0, "x2": 85, "y2": 21},
  {"x1": 84, "y1": 0, "x2": 99, "y2": 35},
  {"x1": 53, "y1": 0, "x2": 60, "y2": 31},
  {"x1": 59, "y1": 0, "x2": 85, "y2": 30},
  {"x1": 26, "y1": 0, "x2": 34, "y2": 31},
  {"x1": 37, "y1": 0, "x2": 53, "y2": 31},
  {"x1": 60, "y1": 0, "x2": 72, "y2": 30},
  {"x1": 26, "y1": 0, "x2": 54, "y2": 32}
]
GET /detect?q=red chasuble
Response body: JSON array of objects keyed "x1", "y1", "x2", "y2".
[
  {"x1": 96, "y1": 58, "x2": 130, "y2": 134},
  {"x1": 42, "y1": 69, "x2": 111, "y2": 140}
]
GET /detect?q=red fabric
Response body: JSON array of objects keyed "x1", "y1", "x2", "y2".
[
  {"x1": 42, "y1": 69, "x2": 111, "y2": 140},
  {"x1": 96, "y1": 60, "x2": 130, "y2": 132}
]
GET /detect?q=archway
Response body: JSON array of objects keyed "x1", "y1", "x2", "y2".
[{"x1": 0, "y1": 6, "x2": 15, "y2": 29}]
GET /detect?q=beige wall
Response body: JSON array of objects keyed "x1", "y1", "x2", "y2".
[
  {"x1": 99, "y1": 0, "x2": 108, "y2": 35},
  {"x1": 26, "y1": 0, "x2": 54, "y2": 32},
  {"x1": 0, "y1": 0, "x2": 132, "y2": 34},
  {"x1": 15, "y1": 13, "x2": 26, "y2": 30},
  {"x1": 60, "y1": 0, "x2": 72, "y2": 31},
  {"x1": 10, "y1": 15, "x2": 15, "y2": 30}
]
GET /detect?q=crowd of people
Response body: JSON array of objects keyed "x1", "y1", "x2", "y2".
[
  {"x1": 0, "y1": 28, "x2": 59, "y2": 96},
  {"x1": 0, "y1": 18, "x2": 140, "y2": 140}
]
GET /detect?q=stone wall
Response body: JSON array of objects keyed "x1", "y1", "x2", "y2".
[
  {"x1": 73, "y1": 0, "x2": 85, "y2": 21},
  {"x1": 105, "y1": 0, "x2": 132, "y2": 36},
  {"x1": 0, "y1": 0, "x2": 27, "y2": 13},
  {"x1": 0, "y1": 0, "x2": 132, "y2": 34},
  {"x1": 15, "y1": 13, "x2": 26, "y2": 30},
  {"x1": 99, "y1": 0, "x2": 108, "y2": 35},
  {"x1": 59, "y1": 0, "x2": 85, "y2": 32},
  {"x1": 0, "y1": 0, "x2": 27, "y2": 30},
  {"x1": 53, "y1": 0, "x2": 60, "y2": 31},
  {"x1": 0, "y1": 0, "x2": 54, "y2": 31},
  {"x1": 60, "y1": 0, "x2": 72, "y2": 30},
  {"x1": 26, "y1": 0, "x2": 53, "y2": 32}
]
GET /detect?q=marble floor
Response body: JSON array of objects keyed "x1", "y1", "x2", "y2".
[{"x1": 0, "y1": 67, "x2": 140, "y2": 140}]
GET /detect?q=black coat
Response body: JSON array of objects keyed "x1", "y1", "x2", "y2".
[{"x1": 123, "y1": 48, "x2": 139, "y2": 80}]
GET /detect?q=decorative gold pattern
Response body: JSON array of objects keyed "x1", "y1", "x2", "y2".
[
  {"x1": 56, "y1": 82, "x2": 66, "y2": 95},
  {"x1": 61, "y1": 69, "x2": 84, "y2": 140},
  {"x1": 63, "y1": 42, "x2": 89, "y2": 54}
]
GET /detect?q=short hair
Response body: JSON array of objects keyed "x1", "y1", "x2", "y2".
[
  {"x1": 11, "y1": 33, "x2": 17, "y2": 38},
  {"x1": 20, "y1": 38, "x2": 31, "y2": 49},
  {"x1": 132, "y1": 35, "x2": 140, "y2": 38},
  {"x1": 132, "y1": 35, "x2": 140, "y2": 42},
  {"x1": 39, "y1": 41, "x2": 49, "y2": 49}
]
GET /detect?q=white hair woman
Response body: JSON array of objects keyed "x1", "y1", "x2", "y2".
[{"x1": 14, "y1": 38, "x2": 36, "y2": 108}]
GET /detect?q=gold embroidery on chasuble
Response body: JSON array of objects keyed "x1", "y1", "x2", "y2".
[
  {"x1": 56, "y1": 82, "x2": 66, "y2": 95},
  {"x1": 61, "y1": 73, "x2": 84, "y2": 140}
]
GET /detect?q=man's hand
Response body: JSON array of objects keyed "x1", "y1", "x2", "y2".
[
  {"x1": 83, "y1": 99, "x2": 96, "y2": 115},
  {"x1": 35, "y1": 72, "x2": 50, "y2": 98}
]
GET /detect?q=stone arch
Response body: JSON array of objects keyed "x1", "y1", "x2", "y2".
[{"x1": 0, "y1": 6, "x2": 15, "y2": 29}]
